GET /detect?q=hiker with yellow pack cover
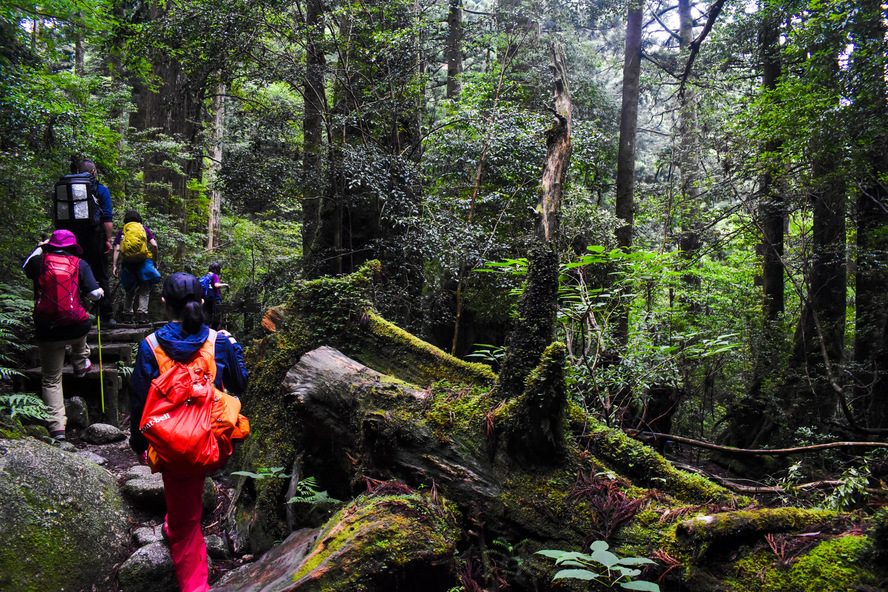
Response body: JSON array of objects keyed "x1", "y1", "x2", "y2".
[{"x1": 112, "y1": 210, "x2": 161, "y2": 324}]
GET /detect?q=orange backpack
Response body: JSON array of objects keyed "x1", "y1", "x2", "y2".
[{"x1": 140, "y1": 330, "x2": 250, "y2": 474}]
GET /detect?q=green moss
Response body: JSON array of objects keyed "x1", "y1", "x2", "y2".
[
  {"x1": 585, "y1": 418, "x2": 745, "y2": 505},
  {"x1": 729, "y1": 536, "x2": 875, "y2": 592},
  {"x1": 290, "y1": 492, "x2": 460, "y2": 588},
  {"x1": 677, "y1": 508, "x2": 837, "y2": 543}
]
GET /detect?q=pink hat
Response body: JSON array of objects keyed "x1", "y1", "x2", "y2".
[{"x1": 46, "y1": 229, "x2": 83, "y2": 255}]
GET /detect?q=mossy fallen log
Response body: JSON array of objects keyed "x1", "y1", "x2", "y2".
[
  {"x1": 676, "y1": 508, "x2": 838, "y2": 543},
  {"x1": 227, "y1": 264, "x2": 888, "y2": 591},
  {"x1": 215, "y1": 490, "x2": 460, "y2": 592}
]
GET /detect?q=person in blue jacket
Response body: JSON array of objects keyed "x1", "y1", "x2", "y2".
[{"x1": 128, "y1": 271, "x2": 248, "y2": 592}]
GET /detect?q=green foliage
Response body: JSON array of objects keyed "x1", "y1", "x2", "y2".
[
  {"x1": 231, "y1": 466, "x2": 290, "y2": 481},
  {"x1": 0, "y1": 393, "x2": 50, "y2": 421},
  {"x1": 286, "y1": 476, "x2": 341, "y2": 508},
  {"x1": 231, "y1": 468, "x2": 340, "y2": 510},
  {"x1": 822, "y1": 464, "x2": 871, "y2": 511},
  {"x1": 537, "y1": 540, "x2": 660, "y2": 591}
]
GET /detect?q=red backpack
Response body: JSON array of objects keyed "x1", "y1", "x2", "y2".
[
  {"x1": 140, "y1": 330, "x2": 249, "y2": 474},
  {"x1": 34, "y1": 253, "x2": 89, "y2": 328}
]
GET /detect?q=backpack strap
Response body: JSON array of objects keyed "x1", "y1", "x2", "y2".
[{"x1": 146, "y1": 329, "x2": 218, "y2": 381}]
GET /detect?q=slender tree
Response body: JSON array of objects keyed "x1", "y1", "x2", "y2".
[
  {"x1": 302, "y1": 0, "x2": 326, "y2": 257},
  {"x1": 614, "y1": 0, "x2": 643, "y2": 347}
]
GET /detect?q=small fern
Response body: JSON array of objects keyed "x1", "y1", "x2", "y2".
[
  {"x1": 287, "y1": 476, "x2": 340, "y2": 507},
  {"x1": 231, "y1": 466, "x2": 291, "y2": 480},
  {"x1": 0, "y1": 393, "x2": 50, "y2": 421}
]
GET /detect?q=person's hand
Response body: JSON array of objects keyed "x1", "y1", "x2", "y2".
[
  {"x1": 112, "y1": 265, "x2": 119, "y2": 278},
  {"x1": 104, "y1": 239, "x2": 112, "y2": 254},
  {"x1": 138, "y1": 450, "x2": 148, "y2": 465}
]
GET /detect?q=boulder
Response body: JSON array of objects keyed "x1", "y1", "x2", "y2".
[
  {"x1": 117, "y1": 542, "x2": 178, "y2": 592},
  {"x1": 65, "y1": 396, "x2": 89, "y2": 429},
  {"x1": 0, "y1": 437, "x2": 131, "y2": 592},
  {"x1": 123, "y1": 473, "x2": 220, "y2": 515},
  {"x1": 133, "y1": 524, "x2": 165, "y2": 547},
  {"x1": 83, "y1": 422, "x2": 127, "y2": 444}
]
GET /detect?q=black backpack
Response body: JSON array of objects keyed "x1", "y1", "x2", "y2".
[{"x1": 53, "y1": 173, "x2": 100, "y2": 230}]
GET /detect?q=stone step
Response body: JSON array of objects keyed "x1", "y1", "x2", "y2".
[
  {"x1": 19, "y1": 366, "x2": 121, "y2": 427},
  {"x1": 87, "y1": 326, "x2": 156, "y2": 343},
  {"x1": 23, "y1": 342, "x2": 137, "y2": 367}
]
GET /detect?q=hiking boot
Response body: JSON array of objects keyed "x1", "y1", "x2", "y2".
[
  {"x1": 49, "y1": 430, "x2": 66, "y2": 441},
  {"x1": 138, "y1": 312, "x2": 150, "y2": 325},
  {"x1": 122, "y1": 312, "x2": 134, "y2": 324},
  {"x1": 73, "y1": 358, "x2": 92, "y2": 377}
]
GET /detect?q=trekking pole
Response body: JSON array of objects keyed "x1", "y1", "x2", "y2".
[{"x1": 97, "y1": 315, "x2": 105, "y2": 413}]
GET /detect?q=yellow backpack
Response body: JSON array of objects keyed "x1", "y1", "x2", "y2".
[{"x1": 120, "y1": 222, "x2": 149, "y2": 263}]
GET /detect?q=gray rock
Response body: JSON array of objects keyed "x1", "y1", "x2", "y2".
[
  {"x1": 56, "y1": 440, "x2": 77, "y2": 452},
  {"x1": 125, "y1": 464, "x2": 153, "y2": 480},
  {"x1": 0, "y1": 437, "x2": 131, "y2": 592},
  {"x1": 117, "y1": 542, "x2": 178, "y2": 592},
  {"x1": 119, "y1": 541, "x2": 214, "y2": 592},
  {"x1": 204, "y1": 478, "x2": 218, "y2": 514},
  {"x1": 122, "y1": 475, "x2": 166, "y2": 512},
  {"x1": 83, "y1": 422, "x2": 126, "y2": 444},
  {"x1": 205, "y1": 534, "x2": 229, "y2": 560},
  {"x1": 65, "y1": 396, "x2": 89, "y2": 429},
  {"x1": 133, "y1": 524, "x2": 165, "y2": 547},
  {"x1": 122, "y1": 474, "x2": 218, "y2": 516},
  {"x1": 77, "y1": 450, "x2": 107, "y2": 465}
]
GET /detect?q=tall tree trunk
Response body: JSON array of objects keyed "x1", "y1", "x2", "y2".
[
  {"x1": 851, "y1": 0, "x2": 888, "y2": 428},
  {"x1": 131, "y1": 0, "x2": 203, "y2": 234},
  {"x1": 73, "y1": 17, "x2": 84, "y2": 76},
  {"x1": 755, "y1": 1, "x2": 784, "y2": 380},
  {"x1": 759, "y1": 0, "x2": 784, "y2": 323},
  {"x1": 677, "y1": 0, "x2": 702, "y2": 310},
  {"x1": 445, "y1": 0, "x2": 463, "y2": 101},
  {"x1": 614, "y1": 0, "x2": 643, "y2": 348},
  {"x1": 789, "y1": 152, "x2": 846, "y2": 429},
  {"x1": 302, "y1": 0, "x2": 326, "y2": 258},
  {"x1": 207, "y1": 82, "x2": 225, "y2": 252}
]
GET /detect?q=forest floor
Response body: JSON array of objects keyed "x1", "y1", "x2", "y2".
[{"x1": 66, "y1": 428, "x2": 250, "y2": 585}]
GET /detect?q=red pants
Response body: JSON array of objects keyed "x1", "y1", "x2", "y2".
[{"x1": 163, "y1": 472, "x2": 209, "y2": 592}]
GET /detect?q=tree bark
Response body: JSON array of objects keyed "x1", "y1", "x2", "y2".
[
  {"x1": 851, "y1": 0, "x2": 888, "y2": 428},
  {"x1": 302, "y1": 0, "x2": 326, "y2": 258},
  {"x1": 535, "y1": 41, "x2": 571, "y2": 243},
  {"x1": 758, "y1": 1, "x2": 784, "y2": 322},
  {"x1": 207, "y1": 81, "x2": 225, "y2": 252},
  {"x1": 614, "y1": 0, "x2": 643, "y2": 347},
  {"x1": 445, "y1": 0, "x2": 463, "y2": 100}
]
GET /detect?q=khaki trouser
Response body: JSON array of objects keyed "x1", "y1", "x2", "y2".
[
  {"x1": 124, "y1": 281, "x2": 150, "y2": 315},
  {"x1": 37, "y1": 335, "x2": 90, "y2": 433}
]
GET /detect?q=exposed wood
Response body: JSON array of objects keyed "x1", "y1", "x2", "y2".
[
  {"x1": 207, "y1": 81, "x2": 225, "y2": 251},
  {"x1": 535, "y1": 40, "x2": 571, "y2": 243},
  {"x1": 628, "y1": 429, "x2": 888, "y2": 455}
]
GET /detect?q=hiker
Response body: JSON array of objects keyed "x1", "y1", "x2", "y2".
[
  {"x1": 22, "y1": 229, "x2": 104, "y2": 440},
  {"x1": 111, "y1": 210, "x2": 161, "y2": 324},
  {"x1": 55, "y1": 159, "x2": 115, "y2": 326},
  {"x1": 199, "y1": 262, "x2": 229, "y2": 330},
  {"x1": 128, "y1": 272, "x2": 247, "y2": 592}
]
